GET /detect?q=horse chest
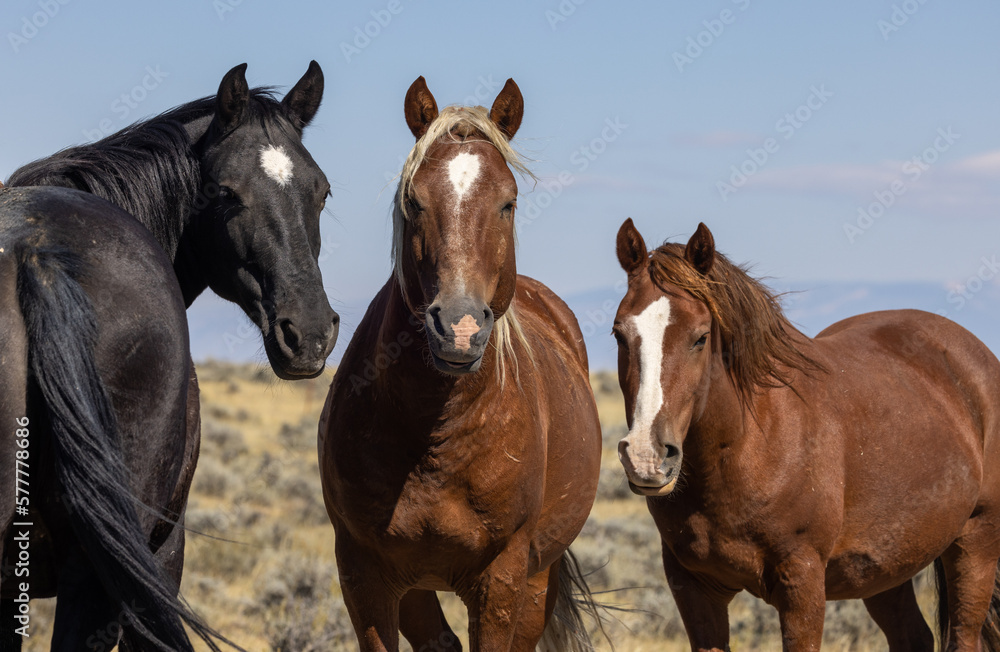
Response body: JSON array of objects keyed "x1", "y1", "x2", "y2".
[
  {"x1": 331, "y1": 435, "x2": 536, "y2": 557},
  {"x1": 652, "y1": 499, "x2": 770, "y2": 590}
]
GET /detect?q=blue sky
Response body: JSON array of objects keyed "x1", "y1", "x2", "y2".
[{"x1": 4, "y1": 0, "x2": 999, "y2": 366}]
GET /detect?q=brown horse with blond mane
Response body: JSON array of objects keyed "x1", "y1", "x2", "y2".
[
  {"x1": 613, "y1": 219, "x2": 1000, "y2": 651},
  {"x1": 319, "y1": 78, "x2": 603, "y2": 651}
]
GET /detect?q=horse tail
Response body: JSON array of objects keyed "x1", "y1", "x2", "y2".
[
  {"x1": 16, "y1": 245, "x2": 226, "y2": 651},
  {"x1": 538, "y1": 550, "x2": 609, "y2": 652}
]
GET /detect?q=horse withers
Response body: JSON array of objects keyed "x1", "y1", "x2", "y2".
[
  {"x1": 613, "y1": 219, "x2": 1000, "y2": 651},
  {"x1": 0, "y1": 186, "x2": 224, "y2": 651},
  {"x1": 319, "y1": 78, "x2": 603, "y2": 651}
]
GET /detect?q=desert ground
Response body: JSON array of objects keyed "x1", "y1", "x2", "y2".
[{"x1": 23, "y1": 360, "x2": 937, "y2": 651}]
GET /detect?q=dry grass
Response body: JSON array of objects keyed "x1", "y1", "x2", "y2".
[{"x1": 21, "y1": 363, "x2": 938, "y2": 651}]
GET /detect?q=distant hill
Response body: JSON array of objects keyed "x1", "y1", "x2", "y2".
[{"x1": 186, "y1": 280, "x2": 1000, "y2": 372}]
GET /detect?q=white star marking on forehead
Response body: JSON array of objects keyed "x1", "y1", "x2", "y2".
[
  {"x1": 260, "y1": 145, "x2": 294, "y2": 187},
  {"x1": 447, "y1": 151, "x2": 481, "y2": 202}
]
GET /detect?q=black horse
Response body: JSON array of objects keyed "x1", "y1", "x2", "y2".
[
  {"x1": 7, "y1": 61, "x2": 338, "y2": 377},
  {"x1": 2, "y1": 62, "x2": 337, "y2": 649},
  {"x1": 0, "y1": 186, "x2": 222, "y2": 650}
]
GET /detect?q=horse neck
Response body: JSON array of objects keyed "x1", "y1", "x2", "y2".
[
  {"x1": 169, "y1": 115, "x2": 216, "y2": 305},
  {"x1": 685, "y1": 331, "x2": 819, "y2": 478},
  {"x1": 684, "y1": 353, "x2": 755, "y2": 468},
  {"x1": 12, "y1": 115, "x2": 211, "y2": 306},
  {"x1": 95, "y1": 113, "x2": 213, "y2": 305}
]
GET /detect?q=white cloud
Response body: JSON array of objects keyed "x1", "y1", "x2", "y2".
[{"x1": 738, "y1": 149, "x2": 1000, "y2": 218}]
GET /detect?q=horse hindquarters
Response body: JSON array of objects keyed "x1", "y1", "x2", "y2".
[
  {"x1": 119, "y1": 363, "x2": 202, "y2": 652},
  {"x1": 14, "y1": 241, "x2": 215, "y2": 651},
  {"x1": 0, "y1": 254, "x2": 28, "y2": 650}
]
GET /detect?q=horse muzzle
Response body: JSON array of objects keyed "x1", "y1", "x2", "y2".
[
  {"x1": 618, "y1": 436, "x2": 682, "y2": 497},
  {"x1": 424, "y1": 299, "x2": 494, "y2": 376},
  {"x1": 266, "y1": 307, "x2": 339, "y2": 379}
]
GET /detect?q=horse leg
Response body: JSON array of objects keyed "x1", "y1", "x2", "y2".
[
  {"x1": 767, "y1": 553, "x2": 826, "y2": 652},
  {"x1": 120, "y1": 362, "x2": 198, "y2": 651},
  {"x1": 50, "y1": 547, "x2": 119, "y2": 652},
  {"x1": 118, "y1": 516, "x2": 186, "y2": 652},
  {"x1": 512, "y1": 558, "x2": 560, "y2": 651},
  {"x1": 862, "y1": 580, "x2": 933, "y2": 652},
  {"x1": 661, "y1": 544, "x2": 735, "y2": 652},
  {"x1": 0, "y1": 600, "x2": 23, "y2": 652},
  {"x1": 336, "y1": 535, "x2": 400, "y2": 651},
  {"x1": 399, "y1": 590, "x2": 461, "y2": 652},
  {"x1": 464, "y1": 539, "x2": 531, "y2": 652},
  {"x1": 938, "y1": 521, "x2": 1000, "y2": 652},
  {"x1": 0, "y1": 523, "x2": 24, "y2": 651}
]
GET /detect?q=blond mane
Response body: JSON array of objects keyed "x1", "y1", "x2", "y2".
[{"x1": 390, "y1": 105, "x2": 535, "y2": 383}]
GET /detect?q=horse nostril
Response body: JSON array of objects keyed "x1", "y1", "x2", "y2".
[
  {"x1": 664, "y1": 444, "x2": 681, "y2": 461},
  {"x1": 483, "y1": 306, "x2": 494, "y2": 324},
  {"x1": 617, "y1": 439, "x2": 630, "y2": 465},
  {"x1": 427, "y1": 306, "x2": 447, "y2": 338},
  {"x1": 278, "y1": 319, "x2": 302, "y2": 355},
  {"x1": 330, "y1": 311, "x2": 340, "y2": 329}
]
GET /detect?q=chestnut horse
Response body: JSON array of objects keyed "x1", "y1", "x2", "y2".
[
  {"x1": 319, "y1": 78, "x2": 602, "y2": 651},
  {"x1": 613, "y1": 220, "x2": 1000, "y2": 652}
]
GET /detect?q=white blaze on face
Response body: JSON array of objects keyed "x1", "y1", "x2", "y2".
[
  {"x1": 447, "y1": 151, "x2": 481, "y2": 204},
  {"x1": 623, "y1": 296, "x2": 672, "y2": 474},
  {"x1": 260, "y1": 145, "x2": 294, "y2": 186}
]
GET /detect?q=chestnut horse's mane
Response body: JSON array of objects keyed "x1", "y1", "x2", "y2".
[
  {"x1": 391, "y1": 105, "x2": 536, "y2": 382},
  {"x1": 649, "y1": 242, "x2": 826, "y2": 406}
]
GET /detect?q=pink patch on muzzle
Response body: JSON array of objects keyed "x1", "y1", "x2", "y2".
[{"x1": 450, "y1": 314, "x2": 481, "y2": 351}]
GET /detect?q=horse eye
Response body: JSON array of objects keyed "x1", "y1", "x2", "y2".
[
  {"x1": 694, "y1": 333, "x2": 709, "y2": 349},
  {"x1": 501, "y1": 202, "x2": 515, "y2": 219},
  {"x1": 405, "y1": 197, "x2": 422, "y2": 216},
  {"x1": 612, "y1": 329, "x2": 627, "y2": 347}
]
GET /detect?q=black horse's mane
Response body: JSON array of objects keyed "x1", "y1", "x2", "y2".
[{"x1": 6, "y1": 88, "x2": 285, "y2": 257}]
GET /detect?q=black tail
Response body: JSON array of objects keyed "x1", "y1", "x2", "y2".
[
  {"x1": 16, "y1": 246, "x2": 225, "y2": 651},
  {"x1": 538, "y1": 550, "x2": 611, "y2": 652},
  {"x1": 935, "y1": 557, "x2": 1000, "y2": 651}
]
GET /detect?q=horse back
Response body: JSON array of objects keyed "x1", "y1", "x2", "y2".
[{"x1": 815, "y1": 308, "x2": 1000, "y2": 441}]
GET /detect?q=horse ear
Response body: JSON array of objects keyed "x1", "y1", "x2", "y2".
[
  {"x1": 489, "y1": 79, "x2": 523, "y2": 140},
  {"x1": 282, "y1": 60, "x2": 324, "y2": 132},
  {"x1": 404, "y1": 76, "x2": 438, "y2": 140},
  {"x1": 616, "y1": 218, "x2": 648, "y2": 275},
  {"x1": 215, "y1": 63, "x2": 249, "y2": 133},
  {"x1": 685, "y1": 222, "x2": 716, "y2": 275}
]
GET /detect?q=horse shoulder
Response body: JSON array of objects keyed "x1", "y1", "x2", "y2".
[{"x1": 513, "y1": 274, "x2": 589, "y2": 370}]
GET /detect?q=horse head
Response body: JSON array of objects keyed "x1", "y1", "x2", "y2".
[
  {"x1": 195, "y1": 62, "x2": 338, "y2": 379},
  {"x1": 393, "y1": 76, "x2": 525, "y2": 375}
]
